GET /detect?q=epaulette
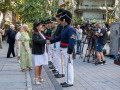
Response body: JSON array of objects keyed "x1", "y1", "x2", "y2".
[{"x1": 44, "y1": 30, "x2": 47, "y2": 33}]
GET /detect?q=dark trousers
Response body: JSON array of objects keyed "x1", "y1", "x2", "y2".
[
  {"x1": 76, "y1": 40, "x2": 82, "y2": 53},
  {"x1": 7, "y1": 43, "x2": 15, "y2": 58}
]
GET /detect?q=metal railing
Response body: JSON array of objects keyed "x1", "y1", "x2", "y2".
[{"x1": 77, "y1": 5, "x2": 114, "y2": 10}]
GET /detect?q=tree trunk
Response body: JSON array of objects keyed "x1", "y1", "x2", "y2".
[
  {"x1": 106, "y1": 10, "x2": 108, "y2": 22},
  {"x1": 12, "y1": 12, "x2": 16, "y2": 25},
  {"x1": 2, "y1": 12, "x2": 6, "y2": 29},
  {"x1": 105, "y1": 0, "x2": 108, "y2": 22}
]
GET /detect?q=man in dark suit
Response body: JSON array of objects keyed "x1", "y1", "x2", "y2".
[{"x1": 7, "y1": 25, "x2": 16, "y2": 58}]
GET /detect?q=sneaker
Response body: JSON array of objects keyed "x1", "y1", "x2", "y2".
[
  {"x1": 98, "y1": 62, "x2": 103, "y2": 65},
  {"x1": 103, "y1": 61, "x2": 107, "y2": 65}
]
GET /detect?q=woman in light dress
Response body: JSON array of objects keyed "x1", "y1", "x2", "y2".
[
  {"x1": 32, "y1": 21, "x2": 48, "y2": 85},
  {"x1": 15, "y1": 27, "x2": 22, "y2": 63},
  {"x1": 20, "y1": 24, "x2": 32, "y2": 72}
]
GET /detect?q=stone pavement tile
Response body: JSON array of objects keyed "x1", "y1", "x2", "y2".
[
  {"x1": 32, "y1": 85, "x2": 42, "y2": 90},
  {"x1": 0, "y1": 70, "x2": 25, "y2": 75},
  {"x1": 73, "y1": 79, "x2": 87, "y2": 90},
  {"x1": 41, "y1": 88, "x2": 55, "y2": 90},
  {"x1": 0, "y1": 66, "x2": 3, "y2": 71},
  {"x1": 0, "y1": 59, "x2": 6, "y2": 65},
  {"x1": 0, "y1": 82, "x2": 26, "y2": 89},
  {"x1": 0, "y1": 75, "x2": 26, "y2": 83},
  {"x1": 2, "y1": 66, "x2": 21, "y2": 71},
  {"x1": 5, "y1": 60, "x2": 19, "y2": 65},
  {"x1": 63, "y1": 87, "x2": 77, "y2": 90},
  {"x1": 3, "y1": 88, "x2": 27, "y2": 90}
]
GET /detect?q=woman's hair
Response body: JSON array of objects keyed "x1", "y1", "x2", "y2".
[
  {"x1": 22, "y1": 24, "x2": 28, "y2": 32},
  {"x1": 33, "y1": 24, "x2": 42, "y2": 32},
  {"x1": 18, "y1": 26, "x2": 21, "y2": 32},
  {"x1": 33, "y1": 27, "x2": 38, "y2": 32}
]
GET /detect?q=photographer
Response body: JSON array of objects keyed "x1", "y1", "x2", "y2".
[{"x1": 95, "y1": 22, "x2": 107, "y2": 65}]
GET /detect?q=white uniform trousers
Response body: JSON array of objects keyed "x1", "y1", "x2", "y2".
[
  {"x1": 47, "y1": 44, "x2": 52, "y2": 62},
  {"x1": 51, "y1": 44, "x2": 58, "y2": 71},
  {"x1": 56, "y1": 42, "x2": 64, "y2": 74},
  {"x1": 61, "y1": 48, "x2": 74, "y2": 84}
]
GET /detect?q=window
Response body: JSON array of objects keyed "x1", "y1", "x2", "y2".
[{"x1": 103, "y1": 14, "x2": 106, "y2": 20}]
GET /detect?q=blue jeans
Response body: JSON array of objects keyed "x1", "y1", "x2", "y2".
[{"x1": 76, "y1": 40, "x2": 82, "y2": 53}]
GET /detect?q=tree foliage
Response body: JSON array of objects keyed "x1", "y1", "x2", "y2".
[
  {"x1": 0, "y1": 0, "x2": 19, "y2": 13},
  {"x1": 0, "y1": 0, "x2": 19, "y2": 28},
  {"x1": 18, "y1": 0, "x2": 59, "y2": 23}
]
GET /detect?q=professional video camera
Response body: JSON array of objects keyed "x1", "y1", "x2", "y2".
[{"x1": 92, "y1": 27, "x2": 98, "y2": 32}]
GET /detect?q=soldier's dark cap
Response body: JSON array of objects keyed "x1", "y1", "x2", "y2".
[
  {"x1": 40, "y1": 20, "x2": 44, "y2": 24},
  {"x1": 44, "y1": 20, "x2": 48, "y2": 24},
  {"x1": 42, "y1": 21, "x2": 46, "y2": 26},
  {"x1": 51, "y1": 17, "x2": 57, "y2": 23},
  {"x1": 56, "y1": 8, "x2": 64, "y2": 17},
  {"x1": 60, "y1": 10, "x2": 72, "y2": 24},
  {"x1": 47, "y1": 19, "x2": 52, "y2": 23}
]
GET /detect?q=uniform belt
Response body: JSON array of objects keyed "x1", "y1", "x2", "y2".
[
  {"x1": 48, "y1": 37, "x2": 51, "y2": 39},
  {"x1": 61, "y1": 43, "x2": 69, "y2": 46},
  {"x1": 46, "y1": 36, "x2": 51, "y2": 39}
]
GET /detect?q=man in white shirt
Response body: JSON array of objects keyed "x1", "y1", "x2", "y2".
[{"x1": 76, "y1": 25, "x2": 83, "y2": 54}]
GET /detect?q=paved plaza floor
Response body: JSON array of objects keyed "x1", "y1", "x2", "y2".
[{"x1": 0, "y1": 42, "x2": 120, "y2": 90}]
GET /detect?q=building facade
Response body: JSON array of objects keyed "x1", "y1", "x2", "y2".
[{"x1": 75, "y1": 0, "x2": 115, "y2": 21}]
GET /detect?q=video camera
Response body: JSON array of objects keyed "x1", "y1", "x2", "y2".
[{"x1": 92, "y1": 26, "x2": 98, "y2": 32}]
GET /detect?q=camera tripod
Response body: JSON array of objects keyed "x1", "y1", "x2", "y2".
[{"x1": 82, "y1": 32, "x2": 96, "y2": 63}]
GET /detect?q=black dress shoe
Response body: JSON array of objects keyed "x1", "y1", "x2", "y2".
[
  {"x1": 55, "y1": 74, "x2": 62, "y2": 78},
  {"x1": 55, "y1": 74, "x2": 65, "y2": 78},
  {"x1": 60, "y1": 82, "x2": 67, "y2": 85},
  {"x1": 61, "y1": 74, "x2": 65, "y2": 77},
  {"x1": 62, "y1": 83, "x2": 73, "y2": 87},
  {"x1": 49, "y1": 65, "x2": 55, "y2": 69},
  {"x1": 54, "y1": 73, "x2": 59, "y2": 76},
  {"x1": 52, "y1": 70, "x2": 58, "y2": 74},
  {"x1": 52, "y1": 69, "x2": 56, "y2": 72},
  {"x1": 48, "y1": 61, "x2": 53, "y2": 66}
]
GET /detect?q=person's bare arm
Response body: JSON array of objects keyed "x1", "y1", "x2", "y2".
[
  {"x1": 79, "y1": 32, "x2": 82, "y2": 34},
  {"x1": 22, "y1": 42, "x2": 27, "y2": 52},
  {"x1": 16, "y1": 40, "x2": 19, "y2": 49}
]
